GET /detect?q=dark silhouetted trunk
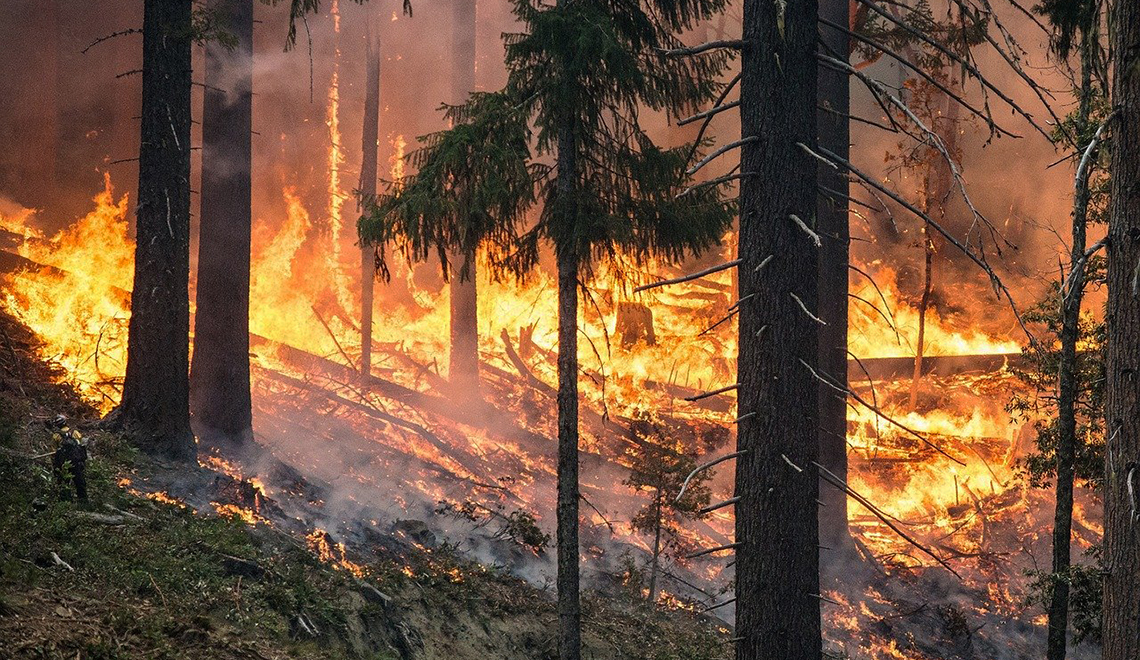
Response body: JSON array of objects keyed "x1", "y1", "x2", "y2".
[
  {"x1": 190, "y1": 0, "x2": 254, "y2": 447},
  {"x1": 117, "y1": 0, "x2": 195, "y2": 460},
  {"x1": 1047, "y1": 45, "x2": 1095, "y2": 660},
  {"x1": 735, "y1": 0, "x2": 820, "y2": 657},
  {"x1": 360, "y1": 29, "x2": 381, "y2": 378},
  {"x1": 449, "y1": 0, "x2": 480, "y2": 394},
  {"x1": 1104, "y1": 1, "x2": 1140, "y2": 657},
  {"x1": 554, "y1": 45, "x2": 581, "y2": 652},
  {"x1": 556, "y1": 237, "x2": 580, "y2": 660},
  {"x1": 816, "y1": 0, "x2": 851, "y2": 557}
]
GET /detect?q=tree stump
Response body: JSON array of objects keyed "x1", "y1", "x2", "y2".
[{"x1": 616, "y1": 302, "x2": 656, "y2": 348}]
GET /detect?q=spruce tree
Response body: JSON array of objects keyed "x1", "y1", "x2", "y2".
[{"x1": 361, "y1": 2, "x2": 731, "y2": 657}]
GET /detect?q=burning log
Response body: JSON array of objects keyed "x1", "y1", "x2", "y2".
[{"x1": 501, "y1": 328, "x2": 556, "y2": 396}]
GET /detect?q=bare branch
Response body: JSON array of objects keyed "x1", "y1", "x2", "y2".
[
  {"x1": 679, "y1": 100, "x2": 741, "y2": 126},
  {"x1": 677, "y1": 451, "x2": 746, "y2": 503},
  {"x1": 660, "y1": 39, "x2": 747, "y2": 57},
  {"x1": 684, "y1": 383, "x2": 739, "y2": 402},
  {"x1": 634, "y1": 259, "x2": 741, "y2": 292},
  {"x1": 687, "y1": 136, "x2": 759, "y2": 176}
]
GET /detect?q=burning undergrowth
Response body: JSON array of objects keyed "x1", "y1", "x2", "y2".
[{"x1": 0, "y1": 176, "x2": 1103, "y2": 658}]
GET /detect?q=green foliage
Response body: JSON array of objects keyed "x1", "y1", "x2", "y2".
[
  {"x1": 361, "y1": 0, "x2": 735, "y2": 284},
  {"x1": 1034, "y1": 0, "x2": 1103, "y2": 61},
  {"x1": 1007, "y1": 282, "x2": 1106, "y2": 489},
  {"x1": 1026, "y1": 545, "x2": 1103, "y2": 644},
  {"x1": 435, "y1": 498, "x2": 551, "y2": 553},
  {"x1": 623, "y1": 414, "x2": 712, "y2": 560}
]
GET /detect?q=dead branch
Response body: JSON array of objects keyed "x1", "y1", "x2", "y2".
[
  {"x1": 82, "y1": 28, "x2": 141, "y2": 54},
  {"x1": 500, "y1": 328, "x2": 556, "y2": 396},
  {"x1": 687, "y1": 137, "x2": 758, "y2": 176},
  {"x1": 679, "y1": 100, "x2": 741, "y2": 126},
  {"x1": 847, "y1": 0, "x2": 1053, "y2": 138},
  {"x1": 685, "y1": 541, "x2": 741, "y2": 559},
  {"x1": 815, "y1": 461, "x2": 961, "y2": 578},
  {"x1": 676, "y1": 451, "x2": 746, "y2": 503},
  {"x1": 798, "y1": 358, "x2": 966, "y2": 466},
  {"x1": 699, "y1": 497, "x2": 740, "y2": 515},
  {"x1": 311, "y1": 305, "x2": 355, "y2": 368},
  {"x1": 634, "y1": 259, "x2": 741, "y2": 293},
  {"x1": 806, "y1": 143, "x2": 1037, "y2": 347},
  {"x1": 687, "y1": 72, "x2": 742, "y2": 165},
  {"x1": 676, "y1": 171, "x2": 754, "y2": 199},
  {"x1": 659, "y1": 39, "x2": 747, "y2": 57},
  {"x1": 683, "y1": 383, "x2": 738, "y2": 402}
]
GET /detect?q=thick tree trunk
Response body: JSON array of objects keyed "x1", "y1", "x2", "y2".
[
  {"x1": 449, "y1": 0, "x2": 480, "y2": 395},
  {"x1": 816, "y1": 0, "x2": 851, "y2": 557},
  {"x1": 359, "y1": 30, "x2": 381, "y2": 378},
  {"x1": 1102, "y1": 3, "x2": 1140, "y2": 656},
  {"x1": 735, "y1": 0, "x2": 820, "y2": 657},
  {"x1": 190, "y1": 0, "x2": 254, "y2": 448},
  {"x1": 117, "y1": 0, "x2": 195, "y2": 460},
  {"x1": 1046, "y1": 47, "x2": 1095, "y2": 660}
]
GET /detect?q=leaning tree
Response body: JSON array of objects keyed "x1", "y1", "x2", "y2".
[{"x1": 361, "y1": 2, "x2": 733, "y2": 657}]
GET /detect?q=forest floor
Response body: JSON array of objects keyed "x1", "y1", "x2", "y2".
[{"x1": 0, "y1": 309, "x2": 729, "y2": 660}]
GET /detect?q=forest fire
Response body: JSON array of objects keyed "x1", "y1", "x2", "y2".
[
  {"x1": 0, "y1": 167, "x2": 1067, "y2": 636},
  {"x1": 4, "y1": 0, "x2": 1127, "y2": 657}
]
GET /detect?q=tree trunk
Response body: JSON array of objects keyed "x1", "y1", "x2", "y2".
[
  {"x1": 556, "y1": 238, "x2": 581, "y2": 660},
  {"x1": 909, "y1": 227, "x2": 934, "y2": 409},
  {"x1": 816, "y1": 0, "x2": 851, "y2": 557},
  {"x1": 554, "y1": 36, "x2": 581, "y2": 651},
  {"x1": 117, "y1": 0, "x2": 195, "y2": 461},
  {"x1": 647, "y1": 488, "x2": 663, "y2": 604},
  {"x1": 1046, "y1": 43, "x2": 1095, "y2": 660},
  {"x1": 360, "y1": 28, "x2": 381, "y2": 378},
  {"x1": 736, "y1": 0, "x2": 820, "y2": 657},
  {"x1": 190, "y1": 0, "x2": 254, "y2": 448},
  {"x1": 1104, "y1": 1, "x2": 1140, "y2": 657},
  {"x1": 448, "y1": 0, "x2": 480, "y2": 395}
]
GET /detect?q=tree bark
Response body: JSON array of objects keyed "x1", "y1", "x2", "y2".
[
  {"x1": 816, "y1": 0, "x2": 851, "y2": 557},
  {"x1": 360, "y1": 28, "x2": 381, "y2": 378},
  {"x1": 554, "y1": 22, "x2": 581, "y2": 648},
  {"x1": 449, "y1": 0, "x2": 480, "y2": 395},
  {"x1": 1103, "y1": 1, "x2": 1140, "y2": 656},
  {"x1": 556, "y1": 238, "x2": 581, "y2": 660},
  {"x1": 736, "y1": 0, "x2": 821, "y2": 657},
  {"x1": 117, "y1": 0, "x2": 195, "y2": 461},
  {"x1": 1046, "y1": 41, "x2": 1095, "y2": 660},
  {"x1": 190, "y1": 0, "x2": 254, "y2": 448}
]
